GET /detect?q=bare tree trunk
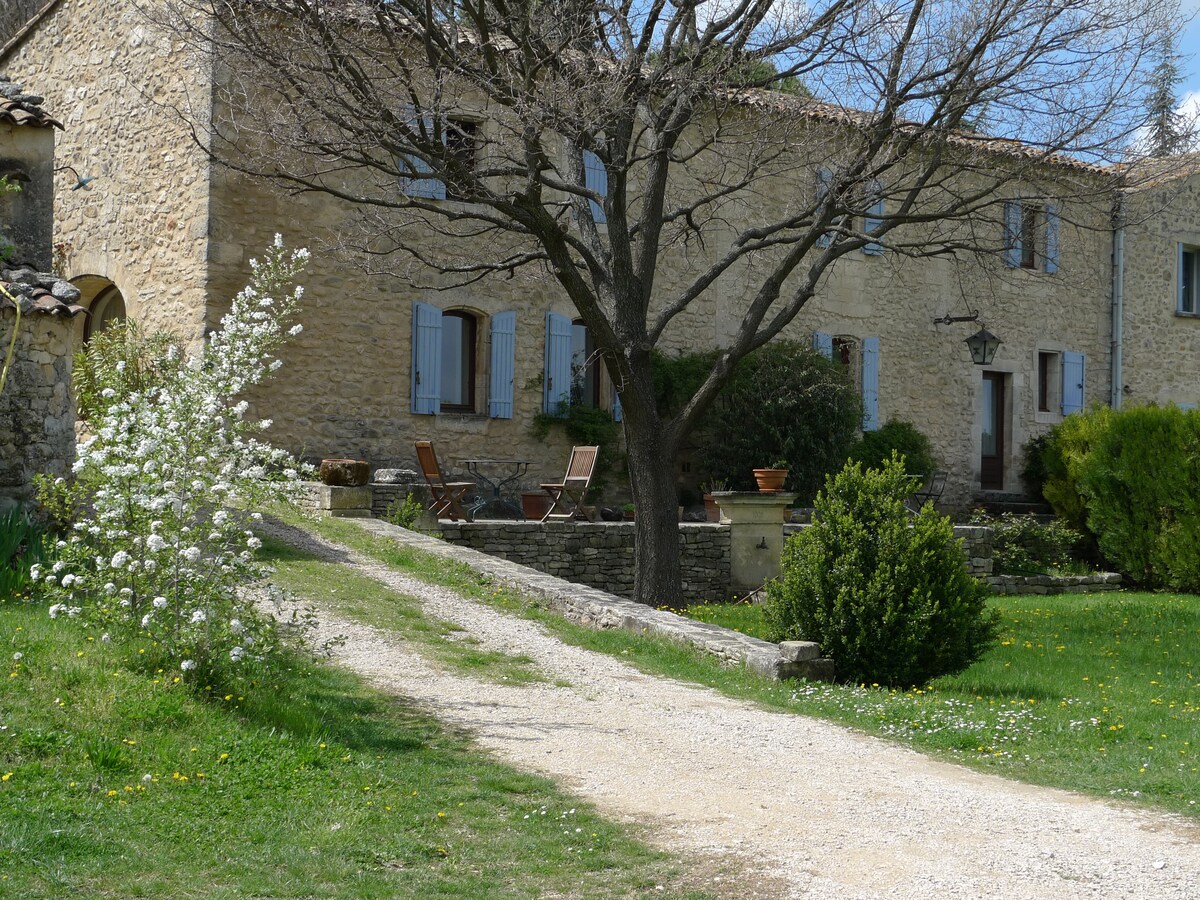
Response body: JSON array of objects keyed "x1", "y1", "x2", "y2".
[{"x1": 623, "y1": 410, "x2": 684, "y2": 610}]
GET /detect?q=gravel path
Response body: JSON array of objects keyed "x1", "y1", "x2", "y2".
[{"x1": 266, "y1": 521, "x2": 1200, "y2": 899}]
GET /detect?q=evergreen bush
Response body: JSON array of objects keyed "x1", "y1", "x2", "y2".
[
  {"x1": 967, "y1": 510, "x2": 1084, "y2": 575},
  {"x1": 696, "y1": 341, "x2": 861, "y2": 502},
  {"x1": 765, "y1": 455, "x2": 998, "y2": 687},
  {"x1": 846, "y1": 419, "x2": 935, "y2": 478}
]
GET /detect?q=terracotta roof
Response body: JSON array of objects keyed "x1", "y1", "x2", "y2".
[
  {"x1": 1, "y1": 268, "x2": 85, "y2": 318},
  {"x1": 0, "y1": 74, "x2": 61, "y2": 129}
]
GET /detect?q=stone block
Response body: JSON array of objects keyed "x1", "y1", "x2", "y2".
[
  {"x1": 318, "y1": 485, "x2": 372, "y2": 510},
  {"x1": 779, "y1": 640, "x2": 821, "y2": 662}
]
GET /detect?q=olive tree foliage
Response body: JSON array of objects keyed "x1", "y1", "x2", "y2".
[{"x1": 153, "y1": 0, "x2": 1173, "y2": 608}]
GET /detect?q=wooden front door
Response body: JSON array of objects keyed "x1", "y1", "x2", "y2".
[{"x1": 980, "y1": 372, "x2": 1006, "y2": 490}]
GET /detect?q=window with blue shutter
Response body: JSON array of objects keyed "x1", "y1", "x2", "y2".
[
  {"x1": 411, "y1": 301, "x2": 443, "y2": 414},
  {"x1": 487, "y1": 311, "x2": 516, "y2": 418},
  {"x1": 398, "y1": 111, "x2": 446, "y2": 200},
  {"x1": 812, "y1": 331, "x2": 833, "y2": 359},
  {"x1": 815, "y1": 167, "x2": 833, "y2": 248},
  {"x1": 583, "y1": 150, "x2": 607, "y2": 224},
  {"x1": 544, "y1": 312, "x2": 574, "y2": 414},
  {"x1": 1004, "y1": 200, "x2": 1022, "y2": 267},
  {"x1": 861, "y1": 337, "x2": 880, "y2": 431},
  {"x1": 1044, "y1": 203, "x2": 1060, "y2": 274},
  {"x1": 1179, "y1": 243, "x2": 1200, "y2": 314},
  {"x1": 1061, "y1": 351, "x2": 1085, "y2": 416},
  {"x1": 863, "y1": 180, "x2": 884, "y2": 255}
]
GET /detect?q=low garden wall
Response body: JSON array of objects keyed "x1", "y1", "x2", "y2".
[
  {"x1": 438, "y1": 521, "x2": 733, "y2": 603},
  {"x1": 784, "y1": 523, "x2": 994, "y2": 578},
  {"x1": 987, "y1": 572, "x2": 1122, "y2": 595}
]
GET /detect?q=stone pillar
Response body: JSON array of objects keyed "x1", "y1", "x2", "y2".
[
  {"x1": 712, "y1": 491, "x2": 795, "y2": 595},
  {"x1": 318, "y1": 485, "x2": 373, "y2": 517}
]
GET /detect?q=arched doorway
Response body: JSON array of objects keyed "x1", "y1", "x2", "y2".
[{"x1": 71, "y1": 276, "x2": 127, "y2": 345}]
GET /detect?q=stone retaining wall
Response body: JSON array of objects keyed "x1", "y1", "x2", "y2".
[
  {"x1": 350, "y1": 518, "x2": 830, "y2": 681},
  {"x1": 438, "y1": 521, "x2": 732, "y2": 603},
  {"x1": 784, "y1": 523, "x2": 994, "y2": 577},
  {"x1": 987, "y1": 572, "x2": 1122, "y2": 595}
]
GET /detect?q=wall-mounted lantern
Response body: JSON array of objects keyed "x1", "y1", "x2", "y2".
[{"x1": 932, "y1": 311, "x2": 1002, "y2": 366}]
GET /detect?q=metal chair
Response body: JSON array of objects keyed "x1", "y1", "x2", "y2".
[
  {"x1": 539, "y1": 446, "x2": 599, "y2": 522},
  {"x1": 415, "y1": 441, "x2": 476, "y2": 521},
  {"x1": 904, "y1": 470, "x2": 947, "y2": 514}
]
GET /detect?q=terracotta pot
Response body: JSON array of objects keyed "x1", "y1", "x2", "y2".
[
  {"x1": 319, "y1": 458, "x2": 370, "y2": 487},
  {"x1": 753, "y1": 468, "x2": 789, "y2": 493},
  {"x1": 622, "y1": 509, "x2": 635, "y2": 520},
  {"x1": 521, "y1": 492, "x2": 552, "y2": 520},
  {"x1": 703, "y1": 493, "x2": 721, "y2": 523}
]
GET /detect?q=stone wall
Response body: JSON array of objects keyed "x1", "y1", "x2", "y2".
[
  {"x1": 3, "y1": 0, "x2": 214, "y2": 347},
  {"x1": 784, "y1": 522, "x2": 994, "y2": 578},
  {"x1": 438, "y1": 521, "x2": 732, "y2": 602},
  {"x1": 0, "y1": 305, "x2": 74, "y2": 510},
  {"x1": 986, "y1": 572, "x2": 1122, "y2": 595}
]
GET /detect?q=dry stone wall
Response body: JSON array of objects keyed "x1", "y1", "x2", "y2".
[
  {"x1": 0, "y1": 305, "x2": 74, "y2": 509},
  {"x1": 438, "y1": 521, "x2": 732, "y2": 603}
]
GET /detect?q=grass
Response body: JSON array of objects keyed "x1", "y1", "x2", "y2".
[
  {"x1": 292, "y1": 513, "x2": 1200, "y2": 820},
  {"x1": 0, "y1": 596, "x2": 709, "y2": 898},
  {"x1": 260, "y1": 535, "x2": 547, "y2": 686}
]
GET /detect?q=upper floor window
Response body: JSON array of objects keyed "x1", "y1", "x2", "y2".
[
  {"x1": 398, "y1": 113, "x2": 481, "y2": 201},
  {"x1": 1004, "y1": 200, "x2": 1060, "y2": 273},
  {"x1": 1179, "y1": 243, "x2": 1200, "y2": 315},
  {"x1": 445, "y1": 119, "x2": 479, "y2": 202}
]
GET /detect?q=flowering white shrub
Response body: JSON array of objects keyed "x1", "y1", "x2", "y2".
[{"x1": 36, "y1": 237, "x2": 312, "y2": 679}]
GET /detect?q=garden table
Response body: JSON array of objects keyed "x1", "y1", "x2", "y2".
[{"x1": 461, "y1": 458, "x2": 531, "y2": 519}]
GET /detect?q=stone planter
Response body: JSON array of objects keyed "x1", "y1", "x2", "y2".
[
  {"x1": 319, "y1": 458, "x2": 369, "y2": 487},
  {"x1": 703, "y1": 493, "x2": 721, "y2": 523},
  {"x1": 752, "y1": 468, "x2": 789, "y2": 493}
]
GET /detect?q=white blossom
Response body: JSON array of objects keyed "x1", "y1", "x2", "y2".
[{"x1": 180, "y1": 660, "x2": 196, "y2": 672}]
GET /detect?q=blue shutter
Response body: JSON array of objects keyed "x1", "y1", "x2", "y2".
[
  {"x1": 1061, "y1": 351, "x2": 1085, "y2": 416},
  {"x1": 1004, "y1": 201, "x2": 1021, "y2": 267},
  {"x1": 487, "y1": 311, "x2": 516, "y2": 418},
  {"x1": 544, "y1": 312, "x2": 573, "y2": 414},
  {"x1": 612, "y1": 390, "x2": 622, "y2": 422},
  {"x1": 412, "y1": 301, "x2": 442, "y2": 415},
  {"x1": 583, "y1": 150, "x2": 607, "y2": 224},
  {"x1": 815, "y1": 167, "x2": 833, "y2": 248},
  {"x1": 399, "y1": 111, "x2": 446, "y2": 200},
  {"x1": 812, "y1": 331, "x2": 833, "y2": 359},
  {"x1": 863, "y1": 180, "x2": 884, "y2": 255},
  {"x1": 1179, "y1": 243, "x2": 1187, "y2": 312},
  {"x1": 861, "y1": 337, "x2": 880, "y2": 431},
  {"x1": 1044, "y1": 203, "x2": 1060, "y2": 274}
]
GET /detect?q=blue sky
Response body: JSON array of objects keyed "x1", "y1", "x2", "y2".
[{"x1": 1179, "y1": 4, "x2": 1200, "y2": 118}]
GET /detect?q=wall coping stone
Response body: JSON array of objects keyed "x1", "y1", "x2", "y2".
[{"x1": 347, "y1": 517, "x2": 830, "y2": 681}]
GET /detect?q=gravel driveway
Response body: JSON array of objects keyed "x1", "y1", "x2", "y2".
[{"x1": 266, "y1": 521, "x2": 1200, "y2": 899}]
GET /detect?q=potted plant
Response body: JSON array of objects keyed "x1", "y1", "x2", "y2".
[
  {"x1": 701, "y1": 478, "x2": 728, "y2": 523},
  {"x1": 621, "y1": 502, "x2": 636, "y2": 521},
  {"x1": 319, "y1": 458, "x2": 370, "y2": 486},
  {"x1": 753, "y1": 458, "x2": 789, "y2": 493}
]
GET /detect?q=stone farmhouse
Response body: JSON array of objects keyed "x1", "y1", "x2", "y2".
[{"x1": 3, "y1": 1, "x2": 1198, "y2": 510}]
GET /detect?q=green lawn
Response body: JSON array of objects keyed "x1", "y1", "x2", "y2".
[
  {"x1": 296, "y1": 513, "x2": 1200, "y2": 819},
  {"x1": 0, "y1": 595, "x2": 707, "y2": 898}
]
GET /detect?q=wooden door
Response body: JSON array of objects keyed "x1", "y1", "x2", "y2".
[{"x1": 980, "y1": 372, "x2": 1006, "y2": 490}]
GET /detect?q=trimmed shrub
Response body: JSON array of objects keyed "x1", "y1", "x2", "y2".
[
  {"x1": 765, "y1": 455, "x2": 998, "y2": 687},
  {"x1": 1019, "y1": 433, "x2": 1051, "y2": 500},
  {"x1": 1041, "y1": 406, "x2": 1113, "y2": 533},
  {"x1": 696, "y1": 341, "x2": 862, "y2": 502},
  {"x1": 846, "y1": 418, "x2": 935, "y2": 478},
  {"x1": 1077, "y1": 404, "x2": 1200, "y2": 589}
]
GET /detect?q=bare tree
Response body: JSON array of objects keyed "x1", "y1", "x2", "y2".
[{"x1": 155, "y1": 0, "x2": 1170, "y2": 608}]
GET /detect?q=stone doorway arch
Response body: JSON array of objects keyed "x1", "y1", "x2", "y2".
[{"x1": 71, "y1": 275, "x2": 127, "y2": 345}]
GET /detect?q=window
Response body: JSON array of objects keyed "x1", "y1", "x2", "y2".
[
  {"x1": 863, "y1": 179, "x2": 884, "y2": 255},
  {"x1": 583, "y1": 150, "x2": 607, "y2": 224},
  {"x1": 1037, "y1": 351, "x2": 1061, "y2": 413},
  {"x1": 570, "y1": 319, "x2": 600, "y2": 407},
  {"x1": 815, "y1": 167, "x2": 834, "y2": 248},
  {"x1": 1004, "y1": 200, "x2": 1060, "y2": 273},
  {"x1": 439, "y1": 311, "x2": 476, "y2": 411},
  {"x1": 1179, "y1": 244, "x2": 1200, "y2": 315},
  {"x1": 83, "y1": 284, "x2": 126, "y2": 343},
  {"x1": 813, "y1": 332, "x2": 880, "y2": 431},
  {"x1": 444, "y1": 119, "x2": 479, "y2": 202},
  {"x1": 412, "y1": 302, "x2": 515, "y2": 417}
]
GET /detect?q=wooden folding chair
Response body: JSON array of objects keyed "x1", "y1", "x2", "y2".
[
  {"x1": 540, "y1": 446, "x2": 599, "y2": 522},
  {"x1": 415, "y1": 441, "x2": 477, "y2": 522},
  {"x1": 904, "y1": 470, "x2": 946, "y2": 515}
]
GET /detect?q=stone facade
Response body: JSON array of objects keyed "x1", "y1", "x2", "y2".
[
  {"x1": 3, "y1": 0, "x2": 1187, "y2": 515},
  {"x1": 438, "y1": 520, "x2": 732, "y2": 602}
]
